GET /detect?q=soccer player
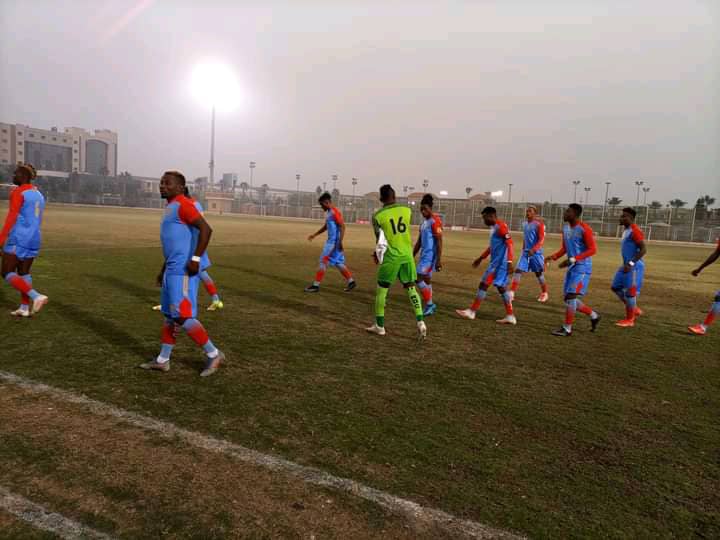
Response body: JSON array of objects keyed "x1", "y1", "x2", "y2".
[
  {"x1": 688, "y1": 239, "x2": 720, "y2": 335},
  {"x1": 611, "y1": 207, "x2": 647, "y2": 327},
  {"x1": 508, "y1": 205, "x2": 548, "y2": 303},
  {"x1": 152, "y1": 187, "x2": 223, "y2": 312},
  {"x1": 140, "y1": 170, "x2": 225, "y2": 377},
  {"x1": 413, "y1": 194, "x2": 443, "y2": 316},
  {"x1": 547, "y1": 203, "x2": 600, "y2": 336},
  {"x1": 456, "y1": 206, "x2": 516, "y2": 325},
  {"x1": 304, "y1": 192, "x2": 356, "y2": 293},
  {"x1": 366, "y1": 184, "x2": 427, "y2": 339},
  {"x1": 0, "y1": 163, "x2": 48, "y2": 317}
]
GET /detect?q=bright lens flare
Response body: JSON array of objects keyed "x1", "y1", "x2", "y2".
[
  {"x1": 491, "y1": 190, "x2": 504, "y2": 198},
  {"x1": 191, "y1": 62, "x2": 241, "y2": 112}
]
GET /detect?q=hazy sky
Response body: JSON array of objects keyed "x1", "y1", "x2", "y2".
[{"x1": 1, "y1": 1, "x2": 718, "y2": 204}]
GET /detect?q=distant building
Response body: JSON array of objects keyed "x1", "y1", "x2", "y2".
[
  {"x1": 220, "y1": 172, "x2": 238, "y2": 192},
  {"x1": 0, "y1": 122, "x2": 118, "y2": 176}
]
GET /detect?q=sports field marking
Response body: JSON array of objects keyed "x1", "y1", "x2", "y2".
[
  {"x1": 0, "y1": 485, "x2": 114, "y2": 540},
  {"x1": 0, "y1": 370, "x2": 524, "y2": 540}
]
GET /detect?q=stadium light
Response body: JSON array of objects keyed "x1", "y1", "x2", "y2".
[
  {"x1": 491, "y1": 190, "x2": 503, "y2": 198},
  {"x1": 191, "y1": 61, "x2": 241, "y2": 189},
  {"x1": 439, "y1": 190, "x2": 449, "y2": 197}
]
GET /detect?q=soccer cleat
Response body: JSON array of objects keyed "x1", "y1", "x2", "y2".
[
  {"x1": 552, "y1": 327, "x2": 572, "y2": 337},
  {"x1": 417, "y1": 320, "x2": 427, "y2": 343},
  {"x1": 31, "y1": 295, "x2": 48, "y2": 314},
  {"x1": 207, "y1": 300, "x2": 224, "y2": 311},
  {"x1": 615, "y1": 319, "x2": 635, "y2": 328},
  {"x1": 200, "y1": 351, "x2": 225, "y2": 377},
  {"x1": 423, "y1": 303, "x2": 437, "y2": 316},
  {"x1": 139, "y1": 359, "x2": 170, "y2": 372},
  {"x1": 10, "y1": 308, "x2": 31, "y2": 318},
  {"x1": 152, "y1": 305, "x2": 162, "y2": 311},
  {"x1": 455, "y1": 308, "x2": 476, "y2": 320},
  {"x1": 688, "y1": 324, "x2": 706, "y2": 336},
  {"x1": 344, "y1": 281, "x2": 357, "y2": 292},
  {"x1": 304, "y1": 284, "x2": 320, "y2": 293},
  {"x1": 634, "y1": 307, "x2": 644, "y2": 317},
  {"x1": 365, "y1": 323, "x2": 386, "y2": 336},
  {"x1": 590, "y1": 314, "x2": 601, "y2": 332},
  {"x1": 537, "y1": 292, "x2": 549, "y2": 303},
  {"x1": 496, "y1": 315, "x2": 517, "y2": 325}
]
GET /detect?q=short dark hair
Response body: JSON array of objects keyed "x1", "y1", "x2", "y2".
[
  {"x1": 622, "y1": 207, "x2": 636, "y2": 218},
  {"x1": 421, "y1": 194, "x2": 434, "y2": 207},
  {"x1": 318, "y1": 192, "x2": 332, "y2": 203},
  {"x1": 481, "y1": 206, "x2": 497, "y2": 216},
  {"x1": 163, "y1": 170, "x2": 186, "y2": 185},
  {"x1": 568, "y1": 203, "x2": 583, "y2": 216},
  {"x1": 379, "y1": 184, "x2": 395, "y2": 202}
]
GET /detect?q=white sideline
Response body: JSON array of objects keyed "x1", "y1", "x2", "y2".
[
  {"x1": 0, "y1": 486, "x2": 114, "y2": 540},
  {"x1": 0, "y1": 370, "x2": 524, "y2": 540}
]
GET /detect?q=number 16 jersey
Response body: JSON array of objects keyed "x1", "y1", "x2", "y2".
[{"x1": 372, "y1": 204, "x2": 414, "y2": 263}]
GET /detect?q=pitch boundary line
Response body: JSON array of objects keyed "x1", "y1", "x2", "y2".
[
  {"x1": 0, "y1": 370, "x2": 524, "y2": 539},
  {"x1": 0, "y1": 485, "x2": 114, "y2": 540}
]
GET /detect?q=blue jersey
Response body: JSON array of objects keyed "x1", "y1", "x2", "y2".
[
  {"x1": 161, "y1": 195, "x2": 202, "y2": 276},
  {"x1": 522, "y1": 219, "x2": 545, "y2": 255},
  {"x1": 326, "y1": 207, "x2": 345, "y2": 245},
  {"x1": 0, "y1": 184, "x2": 45, "y2": 250},
  {"x1": 556, "y1": 222, "x2": 596, "y2": 270},
  {"x1": 621, "y1": 224, "x2": 644, "y2": 265},
  {"x1": 192, "y1": 200, "x2": 211, "y2": 270},
  {"x1": 485, "y1": 220, "x2": 513, "y2": 268},
  {"x1": 419, "y1": 213, "x2": 443, "y2": 259}
]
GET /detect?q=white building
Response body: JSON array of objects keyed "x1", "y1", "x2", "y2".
[{"x1": 0, "y1": 122, "x2": 118, "y2": 176}]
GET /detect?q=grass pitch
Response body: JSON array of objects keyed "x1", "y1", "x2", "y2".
[{"x1": 1, "y1": 204, "x2": 718, "y2": 538}]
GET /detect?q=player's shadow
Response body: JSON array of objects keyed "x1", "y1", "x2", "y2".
[
  {"x1": 215, "y1": 264, "x2": 375, "y2": 304},
  {"x1": 219, "y1": 283, "x2": 350, "y2": 326},
  {"x1": 83, "y1": 273, "x2": 157, "y2": 303},
  {"x1": 51, "y1": 299, "x2": 151, "y2": 357}
]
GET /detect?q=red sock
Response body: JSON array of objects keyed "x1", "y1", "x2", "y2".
[
  {"x1": 204, "y1": 280, "x2": 218, "y2": 296},
  {"x1": 161, "y1": 322, "x2": 177, "y2": 345},
  {"x1": 705, "y1": 311, "x2": 716, "y2": 327},
  {"x1": 625, "y1": 305, "x2": 636, "y2": 321},
  {"x1": 314, "y1": 269, "x2": 326, "y2": 283},
  {"x1": 505, "y1": 302, "x2": 514, "y2": 315},
  {"x1": 184, "y1": 320, "x2": 209, "y2": 346},
  {"x1": 340, "y1": 267, "x2": 353, "y2": 280},
  {"x1": 471, "y1": 298, "x2": 483, "y2": 311},
  {"x1": 7, "y1": 275, "x2": 32, "y2": 295},
  {"x1": 541, "y1": 282, "x2": 548, "y2": 293},
  {"x1": 21, "y1": 292, "x2": 30, "y2": 305},
  {"x1": 420, "y1": 287, "x2": 432, "y2": 303},
  {"x1": 577, "y1": 304, "x2": 593, "y2": 316},
  {"x1": 510, "y1": 280, "x2": 519, "y2": 292}
]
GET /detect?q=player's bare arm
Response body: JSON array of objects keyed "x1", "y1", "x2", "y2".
[
  {"x1": 187, "y1": 216, "x2": 212, "y2": 276},
  {"x1": 337, "y1": 221, "x2": 346, "y2": 252},
  {"x1": 435, "y1": 234, "x2": 443, "y2": 271},
  {"x1": 692, "y1": 246, "x2": 720, "y2": 276},
  {"x1": 308, "y1": 224, "x2": 327, "y2": 241}
]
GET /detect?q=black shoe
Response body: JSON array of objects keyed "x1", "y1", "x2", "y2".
[
  {"x1": 590, "y1": 315, "x2": 601, "y2": 332},
  {"x1": 552, "y1": 327, "x2": 572, "y2": 337},
  {"x1": 304, "y1": 285, "x2": 320, "y2": 293},
  {"x1": 344, "y1": 281, "x2": 357, "y2": 292}
]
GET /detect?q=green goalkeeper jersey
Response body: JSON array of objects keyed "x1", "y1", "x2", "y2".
[{"x1": 372, "y1": 204, "x2": 414, "y2": 262}]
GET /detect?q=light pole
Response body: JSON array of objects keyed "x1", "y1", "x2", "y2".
[
  {"x1": 584, "y1": 186, "x2": 591, "y2": 205},
  {"x1": 508, "y1": 183, "x2": 514, "y2": 225},
  {"x1": 208, "y1": 105, "x2": 216, "y2": 189},
  {"x1": 351, "y1": 177, "x2": 358, "y2": 199},
  {"x1": 423, "y1": 178, "x2": 429, "y2": 192},
  {"x1": 572, "y1": 180, "x2": 581, "y2": 203},
  {"x1": 296, "y1": 173, "x2": 301, "y2": 217},
  {"x1": 635, "y1": 180, "x2": 644, "y2": 206},
  {"x1": 332, "y1": 174, "x2": 338, "y2": 191},
  {"x1": 642, "y1": 186, "x2": 650, "y2": 205},
  {"x1": 600, "y1": 181, "x2": 611, "y2": 234},
  {"x1": 249, "y1": 161, "x2": 256, "y2": 192}
]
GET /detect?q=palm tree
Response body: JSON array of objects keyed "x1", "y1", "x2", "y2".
[
  {"x1": 315, "y1": 186, "x2": 322, "y2": 197},
  {"x1": 649, "y1": 201, "x2": 662, "y2": 210},
  {"x1": 607, "y1": 196, "x2": 622, "y2": 209},
  {"x1": 239, "y1": 181, "x2": 249, "y2": 199},
  {"x1": 332, "y1": 188, "x2": 340, "y2": 200},
  {"x1": 668, "y1": 199, "x2": 686, "y2": 209},
  {"x1": 465, "y1": 187, "x2": 473, "y2": 198},
  {"x1": 695, "y1": 195, "x2": 716, "y2": 209}
]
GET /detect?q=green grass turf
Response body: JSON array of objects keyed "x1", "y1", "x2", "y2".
[{"x1": 1, "y1": 203, "x2": 718, "y2": 538}]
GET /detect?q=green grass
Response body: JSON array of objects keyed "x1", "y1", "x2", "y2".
[{"x1": 2, "y1": 204, "x2": 719, "y2": 538}]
